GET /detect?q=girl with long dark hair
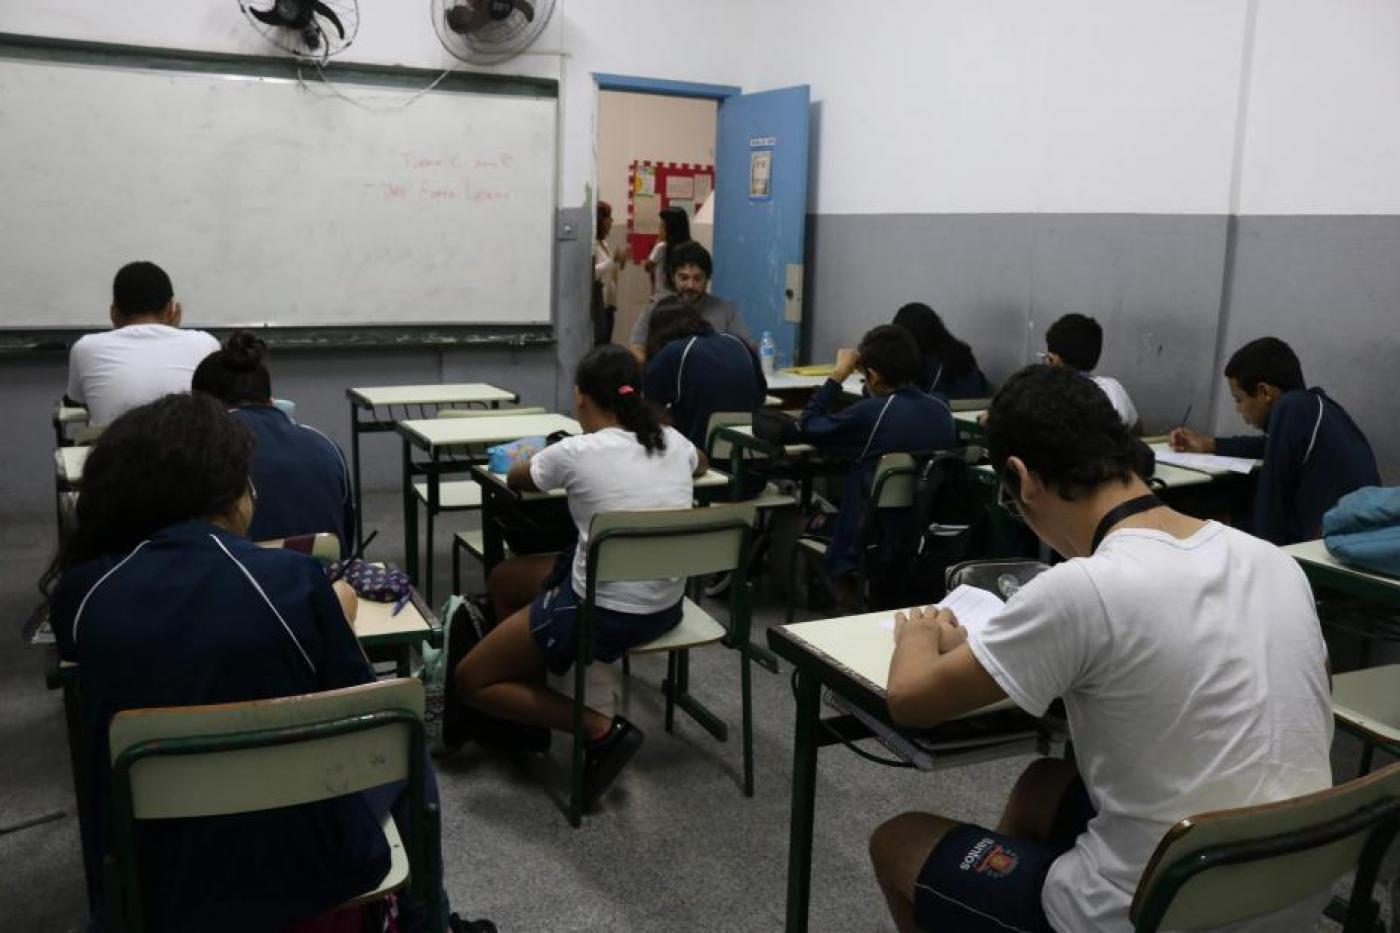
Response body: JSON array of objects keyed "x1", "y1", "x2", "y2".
[
  {"x1": 892, "y1": 302, "x2": 992, "y2": 399},
  {"x1": 455, "y1": 345, "x2": 704, "y2": 804}
]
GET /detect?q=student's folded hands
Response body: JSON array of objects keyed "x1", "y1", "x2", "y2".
[{"x1": 894, "y1": 605, "x2": 967, "y2": 654}]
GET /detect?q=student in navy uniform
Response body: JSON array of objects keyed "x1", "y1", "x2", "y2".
[
  {"x1": 892, "y1": 302, "x2": 992, "y2": 400},
  {"x1": 1170, "y1": 336, "x2": 1380, "y2": 545},
  {"x1": 643, "y1": 295, "x2": 768, "y2": 451},
  {"x1": 45, "y1": 393, "x2": 487, "y2": 933},
  {"x1": 456, "y1": 346, "x2": 704, "y2": 805},
  {"x1": 800, "y1": 325, "x2": 956, "y2": 581},
  {"x1": 192, "y1": 330, "x2": 355, "y2": 556}
]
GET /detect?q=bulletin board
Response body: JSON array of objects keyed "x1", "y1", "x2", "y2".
[{"x1": 626, "y1": 160, "x2": 715, "y2": 262}]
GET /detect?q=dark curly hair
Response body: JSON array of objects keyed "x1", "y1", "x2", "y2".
[
  {"x1": 858, "y1": 324, "x2": 922, "y2": 388},
  {"x1": 1224, "y1": 336, "x2": 1305, "y2": 395},
  {"x1": 192, "y1": 329, "x2": 273, "y2": 407},
  {"x1": 986, "y1": 364, "x2": 1136, "y2": 500},
  {"x1": 1045, "y1": 313, "x2": 1104, "y2": 372},
  {"x1": 42, "y1": 393, "x2": 255, "y2": 593},
  {"x1": 576, "y1": 344, "x2": 667, "y2": 455},
  {"x1": 644, "y1": 296, "x2": 713, "y2": 361}
]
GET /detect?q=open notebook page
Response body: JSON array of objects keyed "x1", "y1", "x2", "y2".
[{"x1": 880, "y1": 584, "x2": 1007, "y2": 638}]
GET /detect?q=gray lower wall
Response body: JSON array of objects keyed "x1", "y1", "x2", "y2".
[
  {"x1": 0, "y1": 206, "x2": 593, "y2": 522},
  {"x1": 805, "y1": 212, "x2": 1397, "y2": 482},
  {"x1": 3, "y1": 207, "x2": 1394, "y2": 529}
]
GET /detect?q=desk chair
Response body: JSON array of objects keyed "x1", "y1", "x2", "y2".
[
  {"x1": 103, "y1": 679, "x2": 441, "y2": 933},
  {"x1": 1333, "y1": 664, "x2": 1400, "y2": 777},
  {"x1": 785, "y1": 452, "x2": 918, "y2": 624},
  {"x1": 1130, "y1": 761, "x2": 1400, "y2": 933},
  {"x1": 415, "y1": 406, "x2": 546, "y2": 598},
  {"x1": 706, "y1": 411, "x2": 799, "y2": 512},
  {"x1": 565, "y1": 503, "x2": 757, "y2": 827}
]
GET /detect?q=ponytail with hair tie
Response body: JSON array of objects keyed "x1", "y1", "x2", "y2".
[{"x1": 575, "y1": 346, "x2": 667, "y2": 455}]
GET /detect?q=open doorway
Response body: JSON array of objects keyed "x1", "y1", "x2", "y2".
[{"x1": 595, "y1": 89, "x2": 718, "y2": 344}]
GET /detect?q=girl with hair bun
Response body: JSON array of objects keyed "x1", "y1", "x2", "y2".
[
  {"x1": 192, "y1": 329, "x2": 355, "y2": 556},
  {"x1": 453, "y1": 344, "x2": 706, "y2": 803}
]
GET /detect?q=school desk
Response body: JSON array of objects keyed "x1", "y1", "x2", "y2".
[
  {"x1": 952, "y1": 407, "x2": 987, "y2": 444},
  {"x1": 53, "y1": 401, "x2": 90, "y2": 447},
  {"x1": 395, "y1": 412, "x2": 580, "y2": 598},
  {"x1": 464, "y1": 464, "x2": 732, "y2": 575},
  {"x1": 54, "y1": 445, "x2": 90, "y2": 487},
  {"x1": 767, "y1": 611, "x2": 1052, "y2": 933},
  {"x1": 345, "y1": 383, "x2": 518, "y2": 548},
  {"x1": 1284, "y1": 539, "x2": 1400, "y2": 609}
]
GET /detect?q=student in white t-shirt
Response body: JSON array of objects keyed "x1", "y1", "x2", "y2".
[
  {"x1": 65, "y1": 261, "x2": 219, "y2": 426},
  {"x1": 869, "y1": 364, "x2": 1334, "y2": 933},
  {"x1": 456, "y1": 344, "x2": 705, "y2": 804},
  {"x1": 1044, "y1": 312, "x2": 1143, "y2": 435}
]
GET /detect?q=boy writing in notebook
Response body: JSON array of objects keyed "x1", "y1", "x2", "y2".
[
  {"x1": 1170, "y1": 336, "x2": 1379, "y2": 545},
  {"x1": 869, "y1": 364, "x2": 1333, "y2": 933},
  {"x1": 1043, "y1": 312, "x2": 1142, "y2": 434}
]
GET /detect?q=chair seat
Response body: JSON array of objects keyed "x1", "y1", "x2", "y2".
[
  {"x1": 751, "y1": 483, "x2": 797, "y2": 511},
  {"x1": 454, "y1": 530, "x2": 514, "y2": 560},
  {"x1": 413, "y1": 480, "x2": 482, "y2": 510},
  {"x1": 628, "y1": 598, "x2": 726, "y2": 655},
  {"x1": 337, "y1": 813, "x2": 410, "y2": 909},
  {"x1": 1334, "y1": 664, "x2": 1400, "y2": 746}
]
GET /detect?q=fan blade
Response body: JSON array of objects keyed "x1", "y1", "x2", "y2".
[
  {"x1": 249, "y1": 5, "x2": 284, "y2": 27},
  {"x1": 311, "y1": 1, "x2": 345, "y2": 39},
  {"x1": 514, "y1": 0, "x2": 535, "y2": 22}
]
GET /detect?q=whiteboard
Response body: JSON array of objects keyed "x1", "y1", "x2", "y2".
[{"x1": 0, "y1": 56, "x2": 557, "y2": 329}]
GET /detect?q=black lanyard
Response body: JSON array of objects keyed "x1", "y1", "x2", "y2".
[{"x1": 1091, "y1": 494, "x2": 1164, "y2": 553}]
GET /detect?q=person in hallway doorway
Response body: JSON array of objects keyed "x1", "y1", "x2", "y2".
[
  {"x1": 65, "y1": 260, "x2": 219, "y2": 426},
  {"x1": 592, "y1": 200, "x2": 627, "y2": 346},
  {"x1": 869, "y1": 364, "x2": 1333, "y2": 933},
  {"x1": 629, "y1": 240, "x2": 749, "y2": 360},
  {"x1": 644, "y1": 205, "x2": 691, "y2": 297},
  {"x1": 1169, "y1": 336, "x2": 1379, "y2": 545}
]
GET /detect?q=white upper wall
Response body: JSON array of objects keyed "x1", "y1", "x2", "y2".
[
  {"x1": 0, "y1": 0, "x2": 754, "y2": 208},
  {"x1": 746, "y1": 0, "x2": 1250, "y2": 215},
  {"x1": 6, "y1": 0, "x2": 1399, "y2": 216},
  {"x1": 1237, "y1": 0, "x2": 1400, "y2": 214}
]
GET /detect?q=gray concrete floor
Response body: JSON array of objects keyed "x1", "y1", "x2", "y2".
[{"x1": 0, "y1": 492, "x2": 1390, "y2": 931}]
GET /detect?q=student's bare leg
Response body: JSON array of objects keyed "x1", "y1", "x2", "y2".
[
  {"x1": 455, "y1": 609, "x2": 611, "y2": 739},
  {"x1": 996, "y1": 757, "x2": 1082, "y2": 841},
  {"x1": 868, "y1": 812, "x2": 961, "y2": 933},
  {"x1": 486, "y1": 554, "x2": 556, "y2": 622}
]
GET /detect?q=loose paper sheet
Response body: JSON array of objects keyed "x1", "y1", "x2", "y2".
[{"x1": 880, "y1": 584, "x2": 1007, "y2": 639}]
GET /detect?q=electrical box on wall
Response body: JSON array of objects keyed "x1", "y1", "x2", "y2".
[{"x1": 784, "y1": 263, "x2": 804, "y2": 323}]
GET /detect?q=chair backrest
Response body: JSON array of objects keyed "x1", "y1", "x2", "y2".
[
  {"x1": 705, "y1": 411, "x2": 753, "y2": 460},
  {"x1": 586, "y1": 503, "x2": 756, "y2": 586},
  {"x1": 1130, "y1": 761, "x2": 1400, "y2": 931},
  {"x1": 870, "y1": 453, "x2": 918, "y2": 509},
  {"x1": 255, "y1": 532, "x2": 340, "y2": 564},
  {"x1": 108, "y1": 678, "x2": 424, "y2": 820},
  {"x1": 436, "y1": 406, "x2": 547, "y2": 420}
]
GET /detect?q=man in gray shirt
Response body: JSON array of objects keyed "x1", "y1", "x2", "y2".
[{"x1": 629, "y1": 240, "x2": 749, "y2": 358}]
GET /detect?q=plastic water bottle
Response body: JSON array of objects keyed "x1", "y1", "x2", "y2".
[{"x1": 759, "y1": 331, "x2": 776, "y2": 376}]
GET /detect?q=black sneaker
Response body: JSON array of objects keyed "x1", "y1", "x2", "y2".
[
  {"x1": 449, "y1": 913, "x2": 497, "y2": 933},
  {"x1": 583, "y1": 716, "x2": 645, "y2": 806}
]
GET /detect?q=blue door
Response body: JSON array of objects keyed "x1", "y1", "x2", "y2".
[{"x1": 711, "y1": 85, "x2": 811, "y2": 366}]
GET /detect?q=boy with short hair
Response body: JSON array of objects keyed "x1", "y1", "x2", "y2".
[
  {"x1": 66, "y1": 261, "x2": 219, "y2": 426},
  {"x1": 1170, "y1": 336, "x2": 1379, "y2": 545},
  {"x1": 870, "y1": 364, "x2": 1333, "y2": 933},
  {"x1": 800, "y1": 325, "x2": 955, "y2": 580},
  {"x1": 1044, "y1": 312, "x2": 1142, "y2": 433}
]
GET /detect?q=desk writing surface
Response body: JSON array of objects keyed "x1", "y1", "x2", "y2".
[
  {"x1": 349, "y1": 384, "x2": 517, "y2": 408},
  {"x1": 727, "y1": 424, "x2": 816, "y2": 456},
  {"x1": 399, "y1": 413, "x2": 580, "y2": 450},
  {"x1": 55, "y1": 446, "x2": 89, "y2": 483},
  {"x1": 56, "y1": 404, "x2": 89, "y2": 425},
  {"x1": 765, "y1": 372, "x2": 865, "y2": 395},
  {"x1": 1148, "y1": 443, "x2": 1260, "y2": 477},
  {"x1": 1284, "y1": 539, "x2": 1400, "y2": 592},
  {"x1": 953, "y1": 409, "x2": 987, "y2": 426},
  {"x1": 481, "y1": 467, "x2": 731, "y2": 501},
  {"x1": 353, "y1": 596, "x2": 432, "y2": 641}
]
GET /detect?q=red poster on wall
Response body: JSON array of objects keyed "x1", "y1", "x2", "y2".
[{"x1": 626, "y1": 160, "x2": 715, "y2": 263}]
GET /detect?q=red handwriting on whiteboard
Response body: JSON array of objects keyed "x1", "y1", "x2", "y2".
[
  {"x1": 419, "y1": 181, "x2": 459, "y2": 200},
  {"x1": 473, "y1": 153, "x2": 518, "y2": 170},
  {"x1": 471, "y1": 190, "x2": 510, "y2": 202}
]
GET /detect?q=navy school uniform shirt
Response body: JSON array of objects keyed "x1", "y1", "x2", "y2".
[
  {"x1": 921, "y1": 354, "x2": 992, "y2": 401},
  {"x1": 643, "y1": 331, "x2": 768, "y2": 450},
  {"x1": 53, "y1": 522, "x2": 387, "y2": 933},
  {"x1": 234, "y1": 405, "x2": 354, "y2": 557},
  {"x1": 1215, "y1": 387, "x2": 1380, "y2": 546},
  {"x1": 800, "y1": 380, "x2": 957, "y2": 575}
]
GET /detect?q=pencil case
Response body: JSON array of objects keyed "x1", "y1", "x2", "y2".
[{"x1": 488, "y1": 435, "x2": 546, "y2": 474}]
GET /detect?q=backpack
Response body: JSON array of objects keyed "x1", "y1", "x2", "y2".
[
  {"x1": 427, "y1": 593, "x2": 551, "y2": 755},
  {"x1": 864, "y1": 447, "x2": 989, "y2": 610}
]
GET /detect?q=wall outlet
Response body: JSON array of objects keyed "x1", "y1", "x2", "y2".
[{"x1": 557, "y1": 218, "x2": 580, "y2": 241}]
